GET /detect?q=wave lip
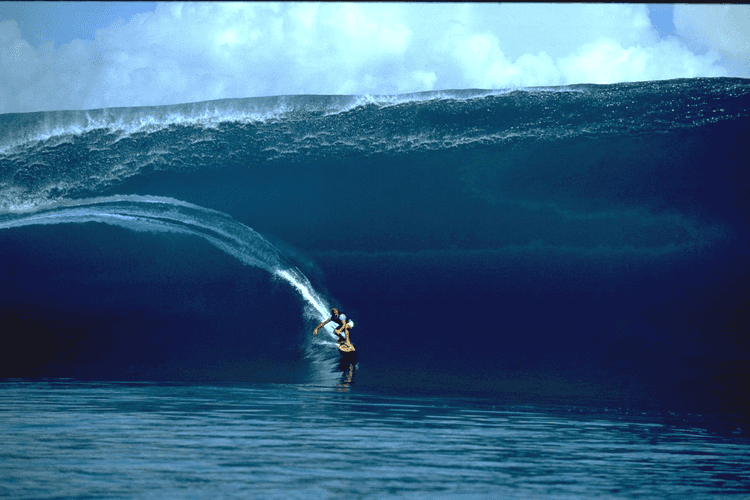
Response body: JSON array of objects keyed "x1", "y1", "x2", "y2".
[
  {"x1": 2, "y1": 78, "x2": 748, "y2": 214},
  {"x1": 4, "y1": 78, "x2": 745, "y2": 151}
]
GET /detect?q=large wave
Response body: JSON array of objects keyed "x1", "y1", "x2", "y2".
[{"x1": 1, "y1": 78, "x2": 748, "y2": 397}]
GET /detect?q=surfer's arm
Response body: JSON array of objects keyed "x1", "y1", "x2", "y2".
[{"x1": 313, "y1": 318, "x2": 330, "y2": 335}]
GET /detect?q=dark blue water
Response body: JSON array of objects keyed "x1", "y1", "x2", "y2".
[
  {"x1": 1, "y1": 78, "x2": 749, "y2": 496},
  {"x1": 2, "y1": 381, "x2": 749, "y2": 499}
]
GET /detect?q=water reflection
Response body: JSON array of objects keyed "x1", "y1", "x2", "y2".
[{"x1": 334, "y1": 351, "x2": 357, "y2": 390}]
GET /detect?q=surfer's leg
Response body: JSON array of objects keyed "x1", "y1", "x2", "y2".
[
  {"x1": 341, "y1": 321, "x2": 353, "y2": 340},
  {"x1": 334, "y1": 326, "x2": 345, "y2": 342}
]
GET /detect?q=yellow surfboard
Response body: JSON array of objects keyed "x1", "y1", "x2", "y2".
[{"x1": 337, "y1": 341, "x2": 355, "y2": 353}]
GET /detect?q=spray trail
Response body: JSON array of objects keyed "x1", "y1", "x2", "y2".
[{"x1": 0, "y1": 195, "x2": 343, "y2": 374}]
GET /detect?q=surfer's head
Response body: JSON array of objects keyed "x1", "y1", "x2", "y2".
[{"x1": 331, "y1": 308, "x2": 339, "y2": 317}]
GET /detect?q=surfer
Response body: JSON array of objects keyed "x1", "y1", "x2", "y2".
[{"x1": 313, "y1": 308, "x2": 354, "y2": 347}]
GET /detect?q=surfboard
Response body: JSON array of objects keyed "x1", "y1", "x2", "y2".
[{"x1": 337, "y1": 341, "x2": 355, "y2": 353}]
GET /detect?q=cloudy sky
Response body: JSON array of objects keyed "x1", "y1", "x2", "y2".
[{"x1": 1, "y1": 2, "x2": 748, "y2": 113}]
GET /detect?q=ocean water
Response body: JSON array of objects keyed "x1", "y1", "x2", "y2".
[
  {"x1": 2, "y1": 381, "x2": 749, "y2": 499},
  {"x1": 1, "y1": 78, "x2": 749, "y2": 496}
]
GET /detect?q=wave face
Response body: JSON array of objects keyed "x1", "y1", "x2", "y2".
[{"x1": 1, "y1": 78, "x2": 749, "y2": 408}]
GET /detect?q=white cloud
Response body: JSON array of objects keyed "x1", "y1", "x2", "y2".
[
  {"x1": 0, "y1": 3, "x2": 746, "y2": 114},
  {"x1": 674, "y1": 5, "x2": 750, "y2": 54},
  {"x1": 674, "y1": 5, "x2": 750, "y2": 78},
  {"x1": 559, "y1": 38, "x2": 726, "y2": 85}
]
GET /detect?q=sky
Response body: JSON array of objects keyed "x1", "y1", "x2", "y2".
[{"x1": 1, "y1": 2, "x2": 749, "y2": 114}]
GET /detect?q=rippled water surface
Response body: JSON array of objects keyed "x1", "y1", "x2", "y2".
[{"x1": 1, "y1": 381, "x2": 748, "y2": 499}]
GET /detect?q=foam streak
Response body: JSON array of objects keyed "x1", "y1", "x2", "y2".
[{"x1": 0, "y1": 195, "x2": 332, "y2": 323}]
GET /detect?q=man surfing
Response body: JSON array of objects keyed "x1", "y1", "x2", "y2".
[{"x1": 313, "y1": 308, "x2": 355, "y2": 352}]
